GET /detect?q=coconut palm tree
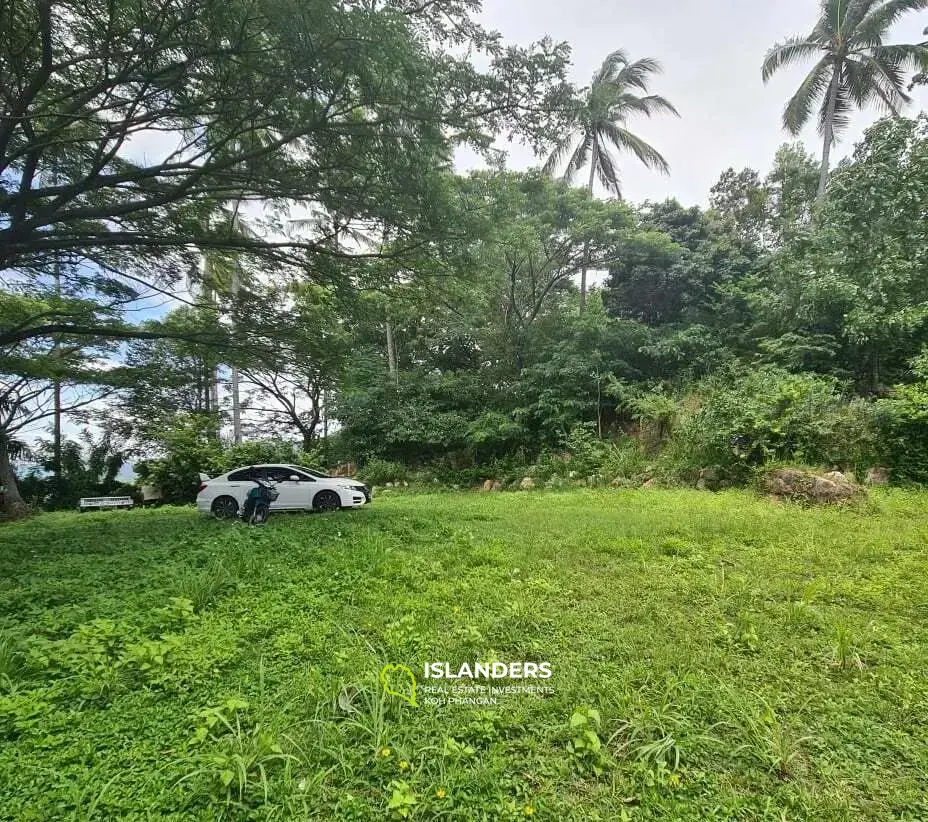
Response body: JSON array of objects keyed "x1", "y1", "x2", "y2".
[
  {"x1": 543, "y1": 50, "x2": 679, "y2": 310},
  {"x1": 762, "y1": 0, "x2": 928, "y2": 200}
]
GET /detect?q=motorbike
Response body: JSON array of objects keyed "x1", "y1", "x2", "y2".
[{"x1": 242, "y1": 476, "x2": 280, "y2": 525}]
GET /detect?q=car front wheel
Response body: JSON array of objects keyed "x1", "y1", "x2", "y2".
[
  {"x1": 212, "y1": 496, "x2": 239, "y2": 519},
  {"x1": 313, "y1": 490, "x2": 341, "y2": 513}
]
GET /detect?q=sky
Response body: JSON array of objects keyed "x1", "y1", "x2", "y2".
[{"x1": 455, "y1": 0, "x2": 928, "y2": 205}]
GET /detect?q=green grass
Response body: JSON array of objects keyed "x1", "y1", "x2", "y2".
[{"x1": 1, "y1": 489, "x2": 927, "y2": 820}]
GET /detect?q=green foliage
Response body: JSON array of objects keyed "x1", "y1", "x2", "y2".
[
  {"x1": 18, "y1": 430, "x2": 127, "y2": 510},
  {"x1": 0, "y1": 631, "x2": 21, "y2": 686},
  {"x1": 181, "y1": 697, "x2": 296, "y2": 806},
  {"x1": 875, "y1": 377, "x2": 928, "y2": 484},
  {"x1": 566, "y1": 707, "x2": 609, "y2": 775},
  {"x1": 385, "y1": 780, "x2": 418, "y2": 819},
  {"x1": 668, "y1": 368, "x2": 878, "y2": 481},
  {"x1": 178, "y1": 562, "x2": 236, "y2": 613},
  {"x1": 358, "y1": 460, "x2": 409, "y2": 486}
]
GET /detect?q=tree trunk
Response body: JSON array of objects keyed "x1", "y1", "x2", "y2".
[
  {"x1": 230, "y1": 266, "x2": 242, "y2": 444},
  {"x1": 818, "y1": 67, "x2": 840, "y2": 201},
  {"x1": 321, "y1": 388, "x2": 329, "y2": 464},
  {"x1": 386, "y1": 314, "x2": 398, "y2": 385},
  {"x1": 579, "y1": 147, "x2": 598, "y2": 313},
  {"x1": 0, "y1": 445, "x2": 28, "y2": 519},
  {"x1": 52, "y1": 249, "x2": 62, "y2": 501},
  {"x1": 53, "y1": 376, "x2": 62, "y2": 498},
  {"x1": 209, "y1": 367, "x2": 219, "y2": 416}
]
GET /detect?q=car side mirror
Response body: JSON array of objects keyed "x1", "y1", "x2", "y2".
[{"x1": 289, "y1": 475, "x2": 301, "y2": 482}]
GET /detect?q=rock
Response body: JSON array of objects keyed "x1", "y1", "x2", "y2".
[
  {"x1": 386, "y1": 482, "x2": 394, "y2": 488},
  {"x1": 481, "y1": 480, "x2": 494, "y2": 492},
  {"x1": 642, "y1": 479, "x2": 656, "y2": 489},
  {"x1": 402, "y1": 481, "x2": 409, "y2": 488},
  {"x1": 764, "y1": 468, "x2": 863, "y2": 504},
  {"x1": 520, "y1": 477, "x2": 536, "y2": 490},
  {"x1": 611, "y1": 478, "x2": 621, "y2": 488},
  {"x1": 696, "y1": 466, "x2": 723, "y2": 492},
  {"x1": 491, "y1": 481, "x2": 503, "y2": 492},
  {"x1": 865, "y1": 467, "x2": 891, "y2": 486}
]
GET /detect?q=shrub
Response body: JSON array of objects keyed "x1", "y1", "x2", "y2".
[
  {"x1": 669, "y1": 368, "x2": 878, "y2": 482},
  {"x1": 600, "y1": 438, "x2": 652, "y2": 482},
  {"x1": 875, "y1": 382, "x2": 928, "y2": 483},
  {"x1": 357, "y1": 459, "x2": 409, "y2": 486}
]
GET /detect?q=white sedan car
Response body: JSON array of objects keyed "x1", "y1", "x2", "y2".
[{"x1": 197, "y1": 464, "x2": 371, "y2": 519}]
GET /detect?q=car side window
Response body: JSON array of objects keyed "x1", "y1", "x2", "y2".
[
  {"x1": 281, "y1": 468, "x2": 313, "y2": 482},
  {"x1": 228, "y1": 469, "x2": 255, "y2": 482},
  {"x1": 263, "y1": 466, "x2": 308, "y2": 483}
]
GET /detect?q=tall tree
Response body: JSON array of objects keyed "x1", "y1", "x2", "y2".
[
  {"x1": 542, "y1": 50, "x2": 678, "y2": 310},
  {"x1": 762, "y1": 0, "x2": 928, "y2": 199},
  {"x1": 1, "y1": 0, "x2": 574, "y2": 349}
]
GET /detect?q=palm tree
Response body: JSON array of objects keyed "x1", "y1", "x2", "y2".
[
  {"x1": 543, "y1": 50, "x2": 679, "y2": 310},
  {"x1": 763, "y1": 0, "x2": 928, "y2": 200}
]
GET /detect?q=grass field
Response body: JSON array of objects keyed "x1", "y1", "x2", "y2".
[{"x1": 1, "y1": 490, "x2": 927, "y2": 821}]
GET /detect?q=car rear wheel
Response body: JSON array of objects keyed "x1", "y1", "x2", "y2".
[
  {"x1": 250, "y1": 502, "x2": 270, "y2": 525},
  {"x1": 313, "y1": 490, "x2": 341, "y2": 513},
  {"x1": 212, "y1": 496, "x2": 239, "y2": 519}
]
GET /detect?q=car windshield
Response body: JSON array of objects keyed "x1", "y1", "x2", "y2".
[{"x1": 289, "y1": 465, "x2": 331, "y2": 478}]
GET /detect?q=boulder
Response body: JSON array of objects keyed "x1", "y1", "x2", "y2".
[
  {"x1": 520, "y1": 477, "x2": 536, "y2": 491},
  {"x1": 696, "y1": 466, "x2": 722, "y2": 492},
  {"x1": 764, "y1": 468, "x2": 863, "y2": 504},
  {"x1": 491, "y1": 481, "x2": 503, "y2": 492},
  {"x1": 642, "y1": 479, "x2": 657, "y2": 489},
  {"x1": 481, "y1": 480, "x2": 494, "y2": 492},
  {"x1": 865, "y1": 467, "x2": 891, "y2": 486}
]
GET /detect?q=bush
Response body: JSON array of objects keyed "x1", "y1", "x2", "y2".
[
  {"x1": 875, "y1": 382, "x2": 928, "y2": 483},
  {"x1": 667, "y1": 368, "x2": 878, "y2": 483},
  {"x1": 357, "y1": 459, "x2": 409, "y2": 486}
]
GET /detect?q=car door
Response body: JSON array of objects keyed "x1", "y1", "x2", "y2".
[
  {"x1": 262, "y1": 466, "x2": 314, "y2": 509},
  {"x1": 226, "y1": 468, "x2": 257, "y2": 507}
]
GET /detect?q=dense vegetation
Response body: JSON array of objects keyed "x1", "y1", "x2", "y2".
[
  {"x1": 2, "y1": 1, "x2": 928, "y2": 510},
  {"x1": 2, "y1": 492, "x2": 927, "y2": 820}
]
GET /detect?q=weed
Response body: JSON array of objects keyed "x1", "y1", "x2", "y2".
[
  {"x1": 831, "y1": 624, "x2": 864, "y2": 670},
  {"x1": 733, "y1": 699, "x2": 814, "y2": 780},
  {"x1": 385, "y1": 780, "x2": 418, "y2": 819},
  {"x1": 179, "y1": 697, "x2": 297, "y2": 805},
  {"x1": 567, "y1": 707, "x2": 609, "y2": 775},
  {"x1": 0, "y1": 631, "x2": 21, "y2": 685},
  {"x1": 178, "y1": 561, "x2": 235, "y2": 612}
]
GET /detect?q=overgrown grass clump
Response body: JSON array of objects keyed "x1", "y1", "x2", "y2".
[{"x1": 0, "y1": 491, "x2": 926, "y2": 820}]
